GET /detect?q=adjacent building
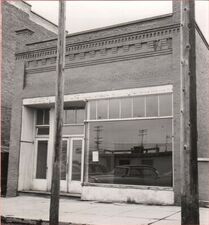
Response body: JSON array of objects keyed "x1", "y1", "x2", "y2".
[
  {"x1": 1, "y1": 0, "x2": 57, "y2": 195},
  {"x1": 6, "y1": 1, "x2": 209, "y2": 205}
]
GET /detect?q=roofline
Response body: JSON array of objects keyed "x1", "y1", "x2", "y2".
[
  {"x1": 7, "y1": 0, "x2": 58, "y2": 33},
  {"x1": 195, "y1": 22, "x2": 209, "y2": 50},
  {"x1": 66, "y1": 13, "x2": 173, "y2": 38},
  {"x1": 30, "y1": 10, "x2": 58, "y2": 28},
  {"x1": 22, "y1": 0, "x2": 31, "y2": 7},
  {"x1": 25, "y1": 13, "x2": 173, "y2": 47}
]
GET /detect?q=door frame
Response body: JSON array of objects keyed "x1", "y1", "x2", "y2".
[
  {"x1": 32, "y1": 137, "x2": 49, "y2": 191},
  {"x1": 61, "y1": 135, "x2": 84, "y2": 193},
  {"x1": 60, "y1": 138, "x2": 70, "y2": 192}
]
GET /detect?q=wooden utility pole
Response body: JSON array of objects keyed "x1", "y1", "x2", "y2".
[
  {"x1": 49, "y1": 1, "x2": 66, "y2": 225},
  {"x1": 180, "y1": 0, "x2": 199, "y2": 224}
]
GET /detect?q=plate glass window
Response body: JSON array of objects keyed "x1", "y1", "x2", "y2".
[
  {"x1": 109, "y1": 99, "x2": 120, "y2": 119},
  {"x1": 146, "y1": 95, "x2": 158, "y2": 117},
  {"x1": 121, "y1": 98, "x2": 132, "y2": 118},
  {"x1": 97, "y1": 100, "x2": 108, "y2": 119},
  {"x1": 87, "y1": 93, "x2": 173, "y2": 187},
  {"x1": 88, "y1": 119, "x2": 172, "y2": 187},
  {"x1": 159, "y1": 94, "x2": 172, "y2": 116},
  {"x1": 90, "y1": 101, "x2": 96, "y2": 120},
  {"x1": 133, "y1": 96, "x2": 145, "y2": 117}
]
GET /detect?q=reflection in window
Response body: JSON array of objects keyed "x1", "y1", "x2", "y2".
[
  {"x1": 88, "y1": 119, "x2": 172, "y2": 187},
  {"x1": 114, "y1": 167, "x2": 128, "y2": 176},
  {"x1": 146, "y1": 95, "x2": 158, "y2": 117},
  {"x1": 159, "y1": 94, "x2": 172, "y2": 116}
]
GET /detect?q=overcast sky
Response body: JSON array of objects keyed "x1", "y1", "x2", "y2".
[{"x1": 27, "y1": 1, "x2": 209, "y2": 42}]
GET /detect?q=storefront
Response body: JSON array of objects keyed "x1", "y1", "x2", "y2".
[
  {"x1": 18, "y1": 86, "x2": 174, "y2": 204},
  {"x1": 7, "y1": 4, "x2": 209, "y2": 204}
]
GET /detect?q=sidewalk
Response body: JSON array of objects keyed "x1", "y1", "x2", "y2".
[{"x1": 1, "y1": 195, "x2": 209, "y2": 225}]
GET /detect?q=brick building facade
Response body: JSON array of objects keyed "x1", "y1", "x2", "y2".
[
  {"x1": 1, "y1": 0, "x2": 57, "y2": 150},
  {"x1": 6, "y1": 1, "x2": 209, "y2": 205},
  {"x1": 1, "y1": 0, "x2": 57, "y2": 195}
]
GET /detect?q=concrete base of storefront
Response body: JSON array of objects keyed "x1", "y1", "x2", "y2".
[
  {"x1": 2, "y1": 195, "x2": 209, "y2": 225},
  {"x1": 81, "y1": 186, "x2": 174, "y2": 205}
]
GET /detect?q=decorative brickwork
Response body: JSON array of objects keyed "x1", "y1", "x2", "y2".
[{"x1": 6, "y1": 1, "x2": 209, "y2": 205}]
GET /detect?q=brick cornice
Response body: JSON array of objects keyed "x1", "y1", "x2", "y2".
[
  {"x1": 16, "y1": 24, "x2": 179, "y2": 73},
  {"x1": 26, "y1": 49, "x2": 172, "y2": 74},
  {"x1": 16, "y1": 24, "x2": 180, "y2": 60}
]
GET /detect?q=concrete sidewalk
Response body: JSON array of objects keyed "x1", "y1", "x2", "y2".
[{"x1": 1, "y1": 196, "x2": 209, "y2": 225}]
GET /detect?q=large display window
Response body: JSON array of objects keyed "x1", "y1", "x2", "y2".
[{"x1": 87, "y1": 94, "x2": 173, "y2": 187}]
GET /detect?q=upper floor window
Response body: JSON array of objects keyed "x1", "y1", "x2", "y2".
[{"x1": 36, "y1": 109, "x2": 50, "y2": 135}]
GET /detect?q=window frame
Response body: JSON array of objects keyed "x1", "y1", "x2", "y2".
[
  {"x1": 63, "y1": 108, "x2": 85, "y2": 126},
  {"x1": 33, "y1": 138, "x2": 49, "y2": 180},
  {"x1": 35, "y1": 109, "x2": 50, "y2": 137},
  {"x1": 36, "y1": 109, "x2": 50, "y2": 125},
  {"x1": 86, "y1": 93, "x2": 173, "y2": 122},
  {"x1": 85, "y1": 91, "x2": 174, "y2": 188}
]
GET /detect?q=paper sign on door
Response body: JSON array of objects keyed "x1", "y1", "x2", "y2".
[{"x1": 92, "y1": 151, "x2": 99, "y2": 162}]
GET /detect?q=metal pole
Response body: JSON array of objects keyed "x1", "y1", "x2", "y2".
[
  {"x1": 180, "y1": 0, "x2": 199, "y2": 224},
  {"x1": 49, "y1": 1, "x2": 66, "y2": 225}
]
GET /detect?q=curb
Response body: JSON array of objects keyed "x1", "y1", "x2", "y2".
[{"x1": 1, "y1": 216, "x2": 89, "y2": 225}]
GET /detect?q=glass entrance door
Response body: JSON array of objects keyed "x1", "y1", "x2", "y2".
[
  {"x1": 60, "y1": 137, "x2": 84, "y2": 194},
  {"x1": 32, "y1": 139, "x2": 49, "y2": 191}
]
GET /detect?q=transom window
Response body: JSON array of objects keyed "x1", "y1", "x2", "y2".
[
  {"x1": 36, "y1": 109, "x2": 49, "y2": 125},
  {"x1": 88, "y1": 93, "x2": 172, "y2": 120},
  {"x1": 36, "y1": 109, "x2": 50, "y2": 135},
  {"x1": 64, "y1": 109, "x2": 85, "y2": 124}
]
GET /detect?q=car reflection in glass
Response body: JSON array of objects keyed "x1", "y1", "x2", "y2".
[{"x1": 89, "y1": 165, "x2": 172, "y2": 187}]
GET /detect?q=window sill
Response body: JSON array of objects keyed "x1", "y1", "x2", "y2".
[
  {"x1": 63, "y1": 123, "x2": 84, "y2": 126},
  {"x1": 82, "y1": 182, "x2": 173, "y2": 191}
]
